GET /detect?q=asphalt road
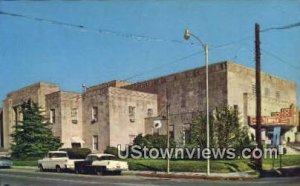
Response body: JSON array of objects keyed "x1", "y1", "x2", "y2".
[{"x1": 0, "y1": 169, "x2": 299, "y2": 186}]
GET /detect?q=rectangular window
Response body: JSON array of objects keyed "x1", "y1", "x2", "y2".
[
  {"x1": 129, "y1": 106, "x2": 135, "y2": 122},
  {"x1": 251, "y1": 83, "x2": 256, "y2": 95},
  {"x1": 50, "y1": 109, "x2": 55, "y2": 124},
  {"x1": 91, "y1": 106, "x2": 98, "y2": 123},
  {"x1": 275, "y1": 91, "x2": 280, "y2": 100},
  {"x1": 147, "y1": 108, "x2": 153, "y2": 117},
  {"x1": 71, "y1": 108, "x2": 78, "y2": 124},
  {"x1": 264, "y1": 88, "x2": 270, "y2": 97},
  {"x1": 93, "y1": 135, "x2": 99, "y2": 151}
]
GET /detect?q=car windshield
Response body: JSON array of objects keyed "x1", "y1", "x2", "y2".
[
  {"x1": 98, "y1": 156, "x2": 119, "y2": 160},
  {"x1": 0, "y1": 157, "x2": 11, "y2": 160},
  {"x1": 49, "y1": 153, "x2": 67, "y2": 158}
]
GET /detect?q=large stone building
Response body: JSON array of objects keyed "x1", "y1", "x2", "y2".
[
  {"x1": 0, "y1": 61, "x2": 299, "y2": 153},
  {"x1": 124, "y1": 61, "x2": 299, "y2": 145}
]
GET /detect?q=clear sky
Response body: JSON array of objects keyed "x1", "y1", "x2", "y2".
[{"x1": 0, "y1": 0, "x2": 299, "y2": 106}]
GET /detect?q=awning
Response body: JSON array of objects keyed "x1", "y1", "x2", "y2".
[{"x1": 71, "y1": 137, "x2": 85, "y2": 144}]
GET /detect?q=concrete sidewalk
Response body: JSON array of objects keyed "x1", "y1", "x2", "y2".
[{"x1": 123, "y1": 170, "x2": 258, "y2": 180}]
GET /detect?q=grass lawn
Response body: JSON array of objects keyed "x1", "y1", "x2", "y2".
[
  {"x1": 12, "y1": 155, "x2": 300, "y2": 173},
  {"x1": 128, "y1": 155, "x2": 300, "y2": 173}
]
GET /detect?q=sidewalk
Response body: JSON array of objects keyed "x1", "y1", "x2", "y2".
[{"x1": 123, "y1": 170, "x2": 258, "y2": 180}]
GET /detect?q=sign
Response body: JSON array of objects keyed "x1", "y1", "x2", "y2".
[{"x1": 249, "y1": 107, "x2": 295, "y2": 126}]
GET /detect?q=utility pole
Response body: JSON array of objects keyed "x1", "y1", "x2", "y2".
[
  {"x1": 166, "y1": 85, "x2": 170, "y2": 174},
  {"x1": 255, "y1": 23, "x2": 263, "y2": 173}
]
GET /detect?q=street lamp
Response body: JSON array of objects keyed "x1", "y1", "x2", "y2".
[{"x1": 184, "y1": 29, "x2": 210, "y2": 175}]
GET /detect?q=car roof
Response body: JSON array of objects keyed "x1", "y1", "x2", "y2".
[
  {"x1": 87, "y1": 153, "x2": 115, "y2": 158},
  {"x1": 49, "y1": 151, "x2": 67, "y2": 153}
]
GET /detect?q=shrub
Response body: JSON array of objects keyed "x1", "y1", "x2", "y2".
[
  {"x1": 59, "y1": 148, "x2": 91, "y2": 159},
  {"x1": 104, "y1": 146, "x2": 119, "y2": 157}
]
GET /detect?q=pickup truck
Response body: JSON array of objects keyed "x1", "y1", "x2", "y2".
[
  {"x1": 38, "y1": 151, "x2": 83, "y2": 172},
  {"x1": 74, "y1": 154, "x2": 128, "y2": 175}
]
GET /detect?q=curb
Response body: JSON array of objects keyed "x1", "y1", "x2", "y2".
[{"x1": 123, "y1": 171, "x2": 258, "y2": 180}]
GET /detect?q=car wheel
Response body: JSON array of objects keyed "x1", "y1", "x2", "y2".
[
  {"x1": 115, "y1": 171, "x2": 121, "y2": 175},
  {"x1": 75, "y1": 167, "x2": 82, "y2": 174},
  {"x1": 38, "y1": 164, "x2": 44, "y2": 172},
  {"x1": 95, "y1": 167, "x2": 105, "y2": 175},
  {"x1": 56, "y1": 165, "x2": 61, "y2": 173}
]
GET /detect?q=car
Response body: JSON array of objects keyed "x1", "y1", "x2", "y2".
[
  {"x1": 74, "y1": 154, "x2": 128, "y2": 175},
  {"x1": 0, "y1": 156, "x2": 12, "y2": 168},
  {"x1": 37, "y1": 151, "x2": 83, "y2": 172}
]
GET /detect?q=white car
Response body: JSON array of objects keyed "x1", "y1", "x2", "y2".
[
  {"x1": 74, "y1": 154, "x2": 128, "y2": 175},
  {"x1": 38, "y1": 151, "x2": 83, "y2": 172},
  {"x1": 0, "y1": 156, "x2": 12, "y2": 168}
]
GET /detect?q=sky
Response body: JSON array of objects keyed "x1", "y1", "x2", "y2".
[{"x1": 0, "y1": 0, "x2": 299, "y2": 106}]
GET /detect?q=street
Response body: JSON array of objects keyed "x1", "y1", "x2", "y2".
[{"x1": 0, "y1": 169, "x2": 299, "y2": 186}]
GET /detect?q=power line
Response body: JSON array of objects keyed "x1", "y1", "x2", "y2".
[
  {"x1": 261, "y1": 21, "x2": 300, "y2": 32},
  {"x1": 261, "y1": 48, "x2": 300, "y2": 70},
  {"x1": 124, "y1": 51, "x2": 202, "y2": 81},
  {"x1": 0, "y1": 10, "x2": 193, "y2": 46}
]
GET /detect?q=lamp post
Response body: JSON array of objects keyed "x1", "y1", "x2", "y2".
[{"x1": 184, "y1": 29, "x2": 210, "y2": 175}]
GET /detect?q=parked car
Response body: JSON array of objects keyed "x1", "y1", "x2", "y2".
[
  {"x1": 74, "y1": 154, "x2": 128, "y2": 175},
  {"x1": 0, "y1": 156, "x2": 12, "y2": 168},
  {"x1": 38, "y1": 151, "x2": 83, "y2": 172}
]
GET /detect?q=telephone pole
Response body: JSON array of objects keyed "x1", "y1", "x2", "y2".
[{"x1": 255, "y1": 23, "x2": 263, "y2": 173}]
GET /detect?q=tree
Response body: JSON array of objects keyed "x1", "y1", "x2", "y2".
[
  {"x1": 11, "y1": 100, "x2": 63, "y2": 159},
  {"x1": 188, "y1": 106, "x2": 251, "y2": 154}
]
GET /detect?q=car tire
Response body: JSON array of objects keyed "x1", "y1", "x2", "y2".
[
  {"x1": 115, "y1": 171, "x2": 121, "y2": 175},
  {"x1": 95, "y1": 167, "x2": 105, "y2": 175},
  {"x1": 38, "y1": 164, "x2": 44, "y2": 172},
  {"x1": 75, "y1": 167, "x2": 82, "y2": 174},
  {"x1": 56, "y1": 165, "x2": 61, "y2": 173}
]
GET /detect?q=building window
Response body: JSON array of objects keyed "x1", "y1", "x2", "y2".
[
  {"x1": 251, "y1": 83, "x2": 256, "y2": 95},
  {"x1": 129, "y1": 106, "x2": 135, "y2": 122},
  {"x1": 233, "y1": 105, "x2": 238, "y2": 115},
  {"x1": 169, "y1": 125, "x2": 175, "y2": 139},
  {"x1": 91, "y1": 106, "x2": 98, "y2": 123},
  {"x1": 275, "y1": 91, "x2": 280, "y2": 100},
  {"x1": 147, "y1": 108, "x2": 153, "y2": 117},
  {"x1": 71, "y1": 108, "x2": 78, "y2": 124},
  {"x1": 264, "y1": 88, "x2": 270, "y2": 97},
  {"x1": 93, "y1": 135, "x2": 99, "y2": 151},
  {"x1": 182, "y1": 124, "x2": 191, "y2": 146},
  {"x1": 50, "y1": 109, "x2": 55, "y2": 124}
]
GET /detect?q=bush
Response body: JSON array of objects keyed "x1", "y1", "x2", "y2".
[
  {"x1": 104, "y1": 146, "x2": 119, "y2": 156},
  {"x1": 59, "y1": 148, "x2": 91, "y2": 159}
]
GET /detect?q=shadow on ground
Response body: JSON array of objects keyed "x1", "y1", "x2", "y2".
[{"x1": 260, "y1": 167, "x2": 300, "y2": 177}]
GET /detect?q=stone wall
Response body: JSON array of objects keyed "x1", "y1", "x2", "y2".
[
  {"x1": 82, "y1": 86, "x2": 110, "y2": 152},
  {"x1": 2, "y1": 82, "x2": 60, "y2": 149},
  {"x1": 227, "y1": 62, "x2": 298, "y2": 142},
  {"x1": 125, "y1": 62, "x2": 228, "y2": 143},
  {"x1": 108, "y1": 87, "x2": 157, "y2": 149},
  {"x1": 45, "y1": 91, "x2": 83, "y2": 148}
]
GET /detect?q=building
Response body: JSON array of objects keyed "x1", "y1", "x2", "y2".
[
  {"x1": 0, "y1": 61, "x2": 298, "y2": 153},
  {"x1": 125, "y1": 61, "x2": 299, "y2": 145}
]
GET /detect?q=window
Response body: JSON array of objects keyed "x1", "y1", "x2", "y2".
[
  {"x1": 129, "y1": 106, "x2": 135, "y2": 122},
  {"x1": 182, "y1": 124, "x2": 191, "y2": 146},
  {"x1": 275, "y1": 91, "x2": 280, "y2": 100},
  {"x1": 264, "y1": 88, "x2": 270, "y2": 97},
  {"x1": 251, "y1": 83, "x2": 256, "y2": 95},
  {"x1": 91, "y1": 107, "x2": 98, "y2": 123},
  {"x1": 50, "y1": 109, "x2": 55, "y2": 124},
  {"x1": 71, "y1": 108, "x2": 78, "y2": 124},
  {"x1": 92, "y1": 135, "x2": 99, "y2": 151},
  {"x1": 147, "y1": 108, "x2": 153, "y2": 117}
]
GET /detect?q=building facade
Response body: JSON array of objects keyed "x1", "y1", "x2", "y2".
[{"x1": 0, "y1": 61, "x2": 298, "y2": 153}]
